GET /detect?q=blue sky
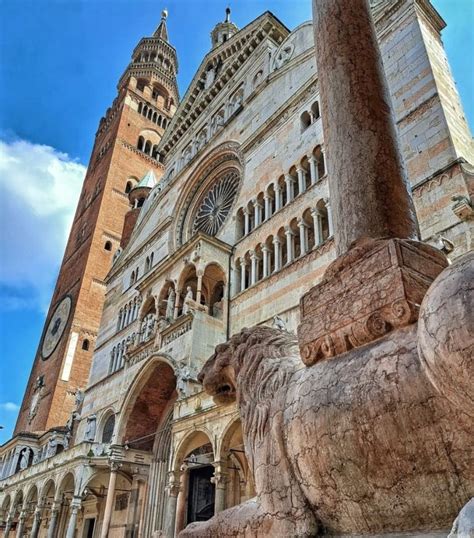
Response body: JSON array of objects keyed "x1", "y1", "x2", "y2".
[{"x1": 0, "y1": 0, "x2": 472, "y2": 444}]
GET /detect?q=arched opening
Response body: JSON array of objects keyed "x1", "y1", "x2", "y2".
[
  {"x1": 313, "y1": 146, "x2": 325, "y2": 180},
  {"x1": 289, "y1": 166, "x2": 299, "y2": 198},
  {"x1": 290, "y1": 217, "x2": 301, "y2": 259},
  {"x1": 55, "y1": 473, "x2": 75, "y2": 537},
  {"x1": 311, "y1": 101, "x2": 320, "y2": 120},
  {"x1": 139, "y1": 296, "x2": 157, "y2": 344},
  {"x1": 125, "y1": 180, "x2": 133, "y2": 194},
  {"x1": 8, "y1": 490, "x2": 24, "y2": 534},
  {"x1": 82, "y1": 339, "x2": 90, "y2": 351},
  {"x1": 104, "y1": 240, "x2": 112, "y2": 251},
  {"x1": 202, "y1": 263, "x2": 226, "y2": 319},
  {"x1": 120, "y1": 361, "x2": 177, "y2": 451},
  {"x1": 236, "y1": 207, "x2": 245, "y2": 239},
  {"x1": 301, "y1": 156, "x2": 311, "y2": 190},
  {"x1": 220, "y1": 419, "x2": 255, "y2": 510},
  {"x1": 39, "y1": 479, "x2": 56, "y2": 533},
  {"x1": 176, "y1": 431, "x2": 215, "y2": 533},
  {"x1": 137, "y1": 102, "x2": 143, "y2": 114},
  {"x1": 300, "y1": 110, "x2": 311, "y2": 132},
  {"x1": 303, "y1": 208, "x2": 316, "y2": 250},
  {"x1": 0, "y1": 494, "x2": 11, "y2": 529},
  {"x1": 265, "y1": 235, "x2": 274, "y2": 276},
  {"x1": 137, "y1": 136, "x2": 145, "y2": 151},
  {"x1": 278, "y1": 175, "x2": 287, "y2": 207},
  {"x1": 316, "y1": 199, "x2": 330, "y2": 243},
  {"x1": 277, "y1": 227, "x2": 287, "y2": 267},
  {"x1": 101, "y1": 414, "x2": 116, "y2": 443},
  {"x1": 158, "y1": 280, "x2": 176, "y2": 320},
  {"x1": 178, "y1": 264, "x2": 198, "y2": 316},
  {"x1": 144, "y1": 140, "x2": 152, "y2": 155}
]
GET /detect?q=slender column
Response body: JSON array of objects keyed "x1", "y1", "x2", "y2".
[
  {"x1": 65, "y1": 497, "x2": 81, "y2": 538},
  {"x1": 250, "y1": 251, "x2": 258, "y2": 285},
  {"x1": 262, "y1": 244, "x2": 270, "y2": 277},
  {"x1": 4, "y1": 515, "x2": 13, "y2": 538},
  {"x1": 297, "y1": 166, "x2": 306, "y2": 194},
  {"x1": 196, "y1": 273, "x2": 203, "y2": 305},
  {"x1": 263, "y1": 193, "x2": 272, "y2": 220},
  {"x1": 284, "y1": 175, "x2": 294, "y2": 203},
  {"x1": 298, "y1": 219, "x2": 309, "y2": 256},
  {"x1": 313, "y1": 0, "x2": 419, "y2": 255},
  {"x1": 164, "y1": 472, "x2": 180, "y2": 538},
  {"x1": 173, "y1": 289, "x2": 181, "y2": 319},
  {"x1": 174, "y1": 467, "x2": 188, "y2": 535},
  {"x1": 240, "y1": 259, "x2": 247, "y2": 291},
  {"x1": 243, "y1": 208, "x2": 250, "y2": 235},
  {"x1": 325, "y1": 198, "x2": 334, "y2": 237},
  {"x1": 274, "y1": 184, "x2": 282, "y2": 211},
  {"x1": 100, "y1": 463, "x2": 119, "y2": 538},
  {"x1": 273, "y1": 237, "x2": 282, "y2": 272},
  {"x1": 254, "y1": 201, "x2": 263, "y2": 227},
  {"x1": 16, "y1": 510, "x2": 26, "y2": 538},
  {"x1": 309, "y1": 156, "x2": 318, "y2": 184},
  {"x1": 30, "y1": 505, "x2": 43, "y2": 538},
  {"x1": 46, "y1": 501, "x2": 61, "y2": 538},
  {"x1": 212, "y1": 474, "x2": 228, "y2": 514},
  {"x1": 285, "y1": 227, "x2": 295, "y2": 263},
  {"x1": 311, "y1": 208, "x2": 323, "y2": 246}
]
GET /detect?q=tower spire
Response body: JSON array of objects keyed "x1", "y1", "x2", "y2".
[{"x1": 154, "y1": 8, "x2": 169, "y2": 41}]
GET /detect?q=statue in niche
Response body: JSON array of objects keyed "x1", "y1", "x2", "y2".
[
  {"x1": 28, "y1": 375, "x2": 45, "y2": 423},
  {"x1": 19, "y1": 448, "x2": 30, "y2": 470},
  {"x1": 181, "y1": 256, "x2": 474, "y2": 537},
  {"x1": 191, "y1": 242, "x2": 201, "y2": 263},
  {"x1": 84, "y1": 414, "x2": 97, "y2": 442},
  {"x1": 182, "y1": 286, "x2": 194, "y2": 315},
  {"x1": 176, "y1": 364, "x2": 194, "y2": 399},
  {"x1": 46, "y1": 436, "x2": 58, "y2": 459},
  {"x1": 166, "y1": 288, "x2": 176, "y2": 321},
  {"x1": 145, "y1": 314, "x2": 155, "y2": 339}
]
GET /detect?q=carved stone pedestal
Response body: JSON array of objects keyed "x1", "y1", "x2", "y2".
[{"x1": 298, "y1": 239, "x2": 448, "y2": 365}]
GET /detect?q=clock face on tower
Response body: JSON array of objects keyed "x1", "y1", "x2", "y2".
[{"x1": 41, "y1": 295, "x2": 72, "y2": 360}]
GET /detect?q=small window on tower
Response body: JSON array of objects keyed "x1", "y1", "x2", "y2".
[
  {"x1": 82, "y1": 339, "x2": 90, "y2": 351},
  {"x1": 125, "y1": 181, "x2": 133, "y2": 194},
  {"x1": 104, "y1": 241, "x2": 112, "y2": 251}
]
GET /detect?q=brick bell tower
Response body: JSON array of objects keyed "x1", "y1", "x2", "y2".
[{"x1": 14, "y1": 10, "x2": 178, "y2": 434}]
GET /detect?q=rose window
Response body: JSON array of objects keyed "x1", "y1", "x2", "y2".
[{"x1": 192, "y1": 171, "x2": 239, "y2": 236}]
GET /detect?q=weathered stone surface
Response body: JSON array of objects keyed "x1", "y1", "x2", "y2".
[
  {"x1": 185, "y1": 255, "x2": 473, "y2": 536},
  {"x1": 313, "y1": 0, "x2": 420, "y2": 255},
  {"x1": 298, "y1": 239, "x2": 448, "y2": 365}
]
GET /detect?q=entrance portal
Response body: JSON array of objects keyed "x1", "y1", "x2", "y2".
[{"x1": 187, "y1": 465, "x2": 215, "y2": 523}]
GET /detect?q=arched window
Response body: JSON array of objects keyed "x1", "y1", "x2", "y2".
[
  {"x1": 311, "y1": 101, "x2": 320, "y2": 120},
  {"x1": 300, "y1": 111, "x2": 311, "y2": 132},
  {"x1": 104, "y1": 240, "x2": 112, "y2": 251},
  {"x1": 137, "y1": 136, "x2": 145, "y2": 151},
  {"x1": 82, "y1": 339, "x2": 90, "y2": 351},
  {"x1": 125, "y1": 181, "x2": 133, "y2": 194},
  {"x1": 144, "y1": 140, "x2": 152, "y2": 155},
  {"x1": 130, "y1": 271, "x2": 136, "y2": 286},
  {"x1": 137, "y1": 102, "x2": 143, "y2": 114},
  {"x1": 102, "y1": 414, "x2": 115, "y2": 443}
]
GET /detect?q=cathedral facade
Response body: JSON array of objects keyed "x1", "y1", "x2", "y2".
[{"x1": 1, "y1": 2, "x2": 473, "y2": 537}]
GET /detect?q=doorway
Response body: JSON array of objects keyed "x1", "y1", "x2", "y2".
[{"x1": 187, "y1": 465, "x2": 215, "y2": 523}]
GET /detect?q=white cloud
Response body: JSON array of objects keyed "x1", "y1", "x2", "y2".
[
  {"x1": 0, "y1": 402, "x2": 20, "y2": 412},
  {"x1": 0, "y1": 137, "x2": 86, "y2": 312}
]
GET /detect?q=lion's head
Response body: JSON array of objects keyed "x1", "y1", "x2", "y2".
[{"x1": 198, "y1": 326, "x2": 299, "y2": 404}]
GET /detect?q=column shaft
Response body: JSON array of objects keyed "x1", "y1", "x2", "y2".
[
  {"x1": 100, "y1": 470, "x2": 117, "y2": 538},
  {"x1": 313, "y1": 0, "x2": 419, "y2": 255}
]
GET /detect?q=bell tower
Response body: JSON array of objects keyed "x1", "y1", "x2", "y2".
[{"x1": 14, "y1": 11, "x2": 179, "y2": 434}]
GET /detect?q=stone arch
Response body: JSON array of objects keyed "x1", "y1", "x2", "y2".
[
  {"x1": 56, "y1": 471, "x2": 76, "y2": 498},
  {"x1": 177, "y1": 263, "x2": 198, "y2": 315},
  {"x1": 173, "y1": 428, "x2": 215, "y2": 473},
  {"x1": 202, "y1": 262, "x2": 227, "y2": 318},
  {"x1": 117, "y1": 357, "x2": 177, "y2": 451},
  {"x1": 158, "y1": 279, "x2": 176, "y2": 318},
  {"x1": 138, "y1": 294, "x2": 157, "y2": 321},
  {"x1": 39, "y1": 477, "x2": 56, "y2": 503},
  {"x1": 300, "y1": 110, "x2": 311, "y2": 131}
]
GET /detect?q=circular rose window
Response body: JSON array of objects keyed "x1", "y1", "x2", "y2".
[{"x1": 192, "y1": 170, "x2": 239, "y2": 236}]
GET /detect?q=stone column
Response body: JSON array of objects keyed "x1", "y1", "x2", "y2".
[
  {"x1": 263, "y1": 193, "x2": 272, "y2": 220},
  {"x1": 65, "y1": 497, "x2": 81, "y2": 538},
  {"x1": 284, "y1": 175, "x2": 294, "y2": 203},
  {"x1": 273, "y1": 236, "x2": 282, "y2": 272},
  {"x1": 100, "y1": 463, "x2": 119, "y2": 538},
  {"x1": 164, "y1": 472, "x2": 180, "y2": 538},
  {"x1": 240, "y1": 259, "x2": 247, "y2": 291},
  {"x1": 230, "y1": 265, "x2": 239, "y2": 296},
  {"x1": 297, "y1": 166, "x2": 306, "y2": 194},
  {"x1": 46, "y1": 501, "x2": 61, "y2": 538},
  {"x1": 285, "y1": 227, "x2": 295, "y2": 264},
  {"x1": 254, "y1": 201, "x2": 263, "y2": 227},
  {"x1": 250, "y1": 251, "x2": 258, "y2": 285},
  {"x1": 262, "y1": 244, "x2": 271, "y2": 277},
  {"x1": 30, "y1": 505, "x2": 43, "y2": 538},
  {"x1": 311, "y1": 208, "x2": 322, "y2": 246},
  {"x1": 211, "y1": 470, "x2": 228, "y2": 514},
  {"x1": 309, "y1": 156, "x2": 318, "y2": 184},
  {"x1": 15, "y1": 509, "x2": 26, "y2": 538},
  {"x1": 325, "y1": 198, "x2": 334, "y2": 237},
  {"x1": 298, "y1": 220, "x2": 308, "y2": 256},
  {"x1": 313, "y1": 0, "x2": 419, "y2": 255},
  {"x1": 196, "y1": 272, "x2": 203, "y2": 305},
  {"x1": 174, "y1": 467, "x2": 189, "y2": 535},
  {"x1": 4, "y1": 515, "x2": 13, "y2": 538},
  {"x1": 243, "y1": 208, "x2": 250, "y2": 235},
  {"x1": 274, "y1": 184, "x2": 282, "y2": 211},
  {"x1": 173, "y1": 289, "x2": 181, "y2": 319}
]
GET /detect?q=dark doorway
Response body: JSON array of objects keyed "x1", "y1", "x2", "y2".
[
  {"x1": 187, "y1": 465, "x2": 215, "y2": 524},
  {"x1": 84, "y1": 518, "x2": 95, "y2": 538}
]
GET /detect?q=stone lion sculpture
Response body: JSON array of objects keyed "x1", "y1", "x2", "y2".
[{"x1": 181, "y1": 254, "x2": 474, "y2": 537}]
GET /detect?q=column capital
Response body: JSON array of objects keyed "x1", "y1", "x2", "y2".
[
  {"x1": 249, "y1": 250, "x2": 259, "y2": 261},
  {"x1": 297, "y1": 219, "x2": 308, "y2": 229},
  {"x1": 296, "y1": 165, "x2": 304, "y2": 173},
  {"x1": 243, "y1": 206, "x2": 250, "y2": 215},
  {"x1": 69, "y1": 496, "x2": 82, "y2": 510},
  {"x1": 239, "y1": 257, "x2": 248, "y2": 267},
  {"x1": 284, "y1": 174, "x2": 294, "y2": 183},
  {"x1": 284, "y1": 226, "x2": 295, "y2": 236},
  {"x1": 263, "y1": 191, "x2": 271, "y2": 200},
  {"x1": 273, "y1": 182, "x2": 282, "y2": 192},
  {"x1": 261, "y1": 243, "x2": 271, "y2": 252},
  {"x1": 272, "y1": 236, "x2": 281, "y2": 245}
]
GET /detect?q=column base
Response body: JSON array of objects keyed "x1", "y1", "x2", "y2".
[{"x1": 298, "y1": 238, "x2": 448, "y2": 365}]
